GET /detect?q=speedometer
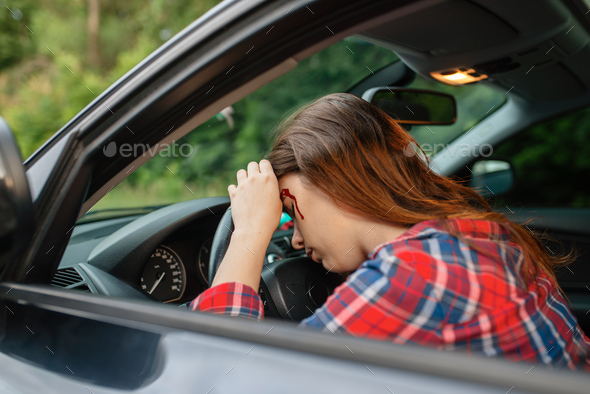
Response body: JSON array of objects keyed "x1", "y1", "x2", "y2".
[{"x1": 140, "y1": 246, "x2": 186, "y2": 303}]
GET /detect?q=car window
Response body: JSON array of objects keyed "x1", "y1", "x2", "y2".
[
  {"x1": 489, "y1": 106, "x2": 590, "y2": 208},
  {"x1": 90, "y1": 36, "x2": 398, "y2": 213}
]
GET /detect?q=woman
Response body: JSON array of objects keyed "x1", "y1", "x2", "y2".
[{"x1": 190, "y1": 93, "x2": 590, "y2": 371}]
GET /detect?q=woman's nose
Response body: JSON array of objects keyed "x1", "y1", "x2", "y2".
[{"x1": 291, "y1": 226, "x2": 304, "y2": 250}]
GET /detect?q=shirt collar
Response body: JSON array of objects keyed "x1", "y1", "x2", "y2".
[{"x1": 367, "y1": 217, "x2": 511, "y2": 259}]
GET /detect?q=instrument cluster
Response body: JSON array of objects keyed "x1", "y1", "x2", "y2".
[{"x1": 139, "y1": 217, "x2": 300, "y2": 304}]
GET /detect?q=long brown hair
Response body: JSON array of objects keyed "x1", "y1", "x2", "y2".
[{"x1": 268, "y1": 92, "x2": 573, "y2": 291}]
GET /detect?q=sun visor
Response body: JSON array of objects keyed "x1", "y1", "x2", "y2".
[
  {"x1": 500, "y1": 63, "x2": 584, "y2": 100},
  {"x1": 361, "y1": 0, "x2": 517, "y2": 55}
]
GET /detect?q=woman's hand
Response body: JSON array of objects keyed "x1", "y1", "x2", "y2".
[
  {"x1": 227, "y1": 160, "x2": 282, "y2": 239},
  {"x1": 210, "y1": 160, "x2": 281, "y2": 290}
]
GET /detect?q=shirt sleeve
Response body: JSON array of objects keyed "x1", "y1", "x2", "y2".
[
  {"x1": 299, "y1": 253, "x2": 446, "y2": 344},
  {"x1": 189, "y1": 282, "x2": 264, "y2": 321}
]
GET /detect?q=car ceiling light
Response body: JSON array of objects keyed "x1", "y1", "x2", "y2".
[
  {"x1": 445, "y1": 73, "x2": 466, "y2": 80},
  {"x1": 431, "y1": 68, "x2": 488, "y2": 86}
]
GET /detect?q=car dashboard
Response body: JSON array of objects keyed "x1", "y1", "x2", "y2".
[{"x1": 53, "y1": 212, "x2": 304, "y2": 305}]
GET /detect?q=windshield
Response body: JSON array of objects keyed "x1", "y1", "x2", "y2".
[
  {"x1": 87, "y1": 37, "x2": 506, "y2": 218},
  {"x1": 88, "y1": 36, "x2": 398, "y2": 217}
]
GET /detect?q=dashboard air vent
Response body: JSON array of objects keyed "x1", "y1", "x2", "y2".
[{"x1": 51, "y1": 267, "x2": 84, "y2": 288}]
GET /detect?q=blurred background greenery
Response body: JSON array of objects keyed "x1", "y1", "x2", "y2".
[{"x1": 0, "y1": 0, "x2": 222, "y2": 158}]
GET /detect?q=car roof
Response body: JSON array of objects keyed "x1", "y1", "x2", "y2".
[{"x1": 356, "y1": 0, "x2": 590, "y2": 103}]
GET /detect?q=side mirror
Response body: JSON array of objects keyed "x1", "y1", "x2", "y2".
[
  {"x1": 0, "y1": 116, "x2": 34, "y2": 270},
  {"x1": 469, "y1": 159, "x2": 514, "y2": 197},
  {"x1": 362, "y1": 87, "x2": 456, "y2": 125}
]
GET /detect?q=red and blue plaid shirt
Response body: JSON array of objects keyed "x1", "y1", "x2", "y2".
[{"x1": 190, "y1": 218, "x2": 590, "y2": 371}]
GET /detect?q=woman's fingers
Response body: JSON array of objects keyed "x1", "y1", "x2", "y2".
[
  {"x1": 228, "y1": 160, "x2": 281, "y2": 237},
  {"x1": 259, "y1": 159, "x2": 274, "y2": 175},
  {"x1": 237, "y1": 161, "x2": 264, "y2": 185},
  {"x1": 235, "y1": 160, "x2": 277, "y2": 197},
  {"x1": 247, "y1": 161, "x2": 260, "y2": 175},
  {"x1": 236, "y1": 169, "x2": 247, "y2": 184}
]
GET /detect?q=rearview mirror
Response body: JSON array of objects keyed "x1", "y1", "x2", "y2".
[
  {"x1": 362, "y1": 87, "x2": 456, "y2": 125},
  {"x1": 469, "y1": 159, "x2": 514, "y2": 197},
  {"x1": 0, "y1": 116, "x2": 34, "y2": 270}
]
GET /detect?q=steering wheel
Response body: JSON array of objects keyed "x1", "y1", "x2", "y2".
[{"x1": 208, "y1": 207, "x2": 343, "y2": 321}]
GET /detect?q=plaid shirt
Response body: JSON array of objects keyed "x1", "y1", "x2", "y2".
[{"x1": 190, "y1": 218, "x2": 590, "y2": 371}]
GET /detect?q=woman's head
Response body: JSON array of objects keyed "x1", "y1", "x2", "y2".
[
  {"x1": 276, "y1": 172, "x2": 380, "y2": 272},
  {"x1": 268, "y1": 92, "x2": 485, "y2": 272},
  {"x1": 268, "y1": 93, "x2": 571, "y2": 284}
]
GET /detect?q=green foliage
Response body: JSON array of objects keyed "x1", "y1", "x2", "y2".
[
  {"x1": 0, "y1": 0, "x2": 36, "y2": 71},
  {"x1": 0, "y1": 0, "x2": 222, "y2": 158},
  {"x1": 492, "y1": 106, "x2": 590, "y2": 208}
]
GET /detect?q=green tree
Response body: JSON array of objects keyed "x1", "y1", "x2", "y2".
[
  {"x1": 0, "y1": 0, "x2": 36, "y2": 71},
  {"x1": 0, "y1": 0, "x2": 222, "y2": 158}
]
